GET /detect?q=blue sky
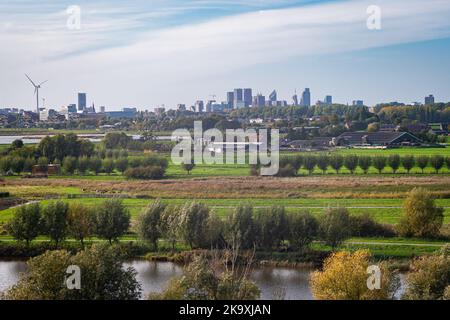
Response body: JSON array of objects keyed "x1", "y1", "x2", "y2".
[{"x1": 1, "y1": 0, "x2": 450, "y2": 110}]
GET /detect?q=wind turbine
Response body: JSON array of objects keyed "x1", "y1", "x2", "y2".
[{"x1": 25, "y1": 74, "x2": 48, "y2": 114}]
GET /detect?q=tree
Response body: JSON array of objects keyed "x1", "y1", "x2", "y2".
[
  {"x1": 303, "y1": 156, "x2": 317, "y2": 175},
  {"x1": 5, "y1": 244, "x2": 141, "y2": 300},
  {"x1": 23, "y1": 157, "x2": 35, "y2": 173},
  {"x1": 387, "y1": 154, "x2": 401, "y2": 174},
  {"x1": 416, "y1": 156, "x2": 429, "y2": 174},
  {"x1": 403, "y1": 245, "x2": 450, "y2": 300},
  {"x1": 430, "y1": 155, "x2": 444, "y2": 173},
  {"x1": 178, "y1": 202, "x2": 211, "y2": 249},
  {"x1": 445, "y1": 156, "x2": 450, "y2": 171},
  {"x1": 254, "y1": 206, "x2": 289, "y2": 250},
  {"x1": 0, "y1": 156, "x2": 11, "y2": 174},
  {"x1": 37, "y1": 156, "x2": 49, "y2": 169},
  {"x1": 6, "y1": 203, "x2": 41, "y2": 245},
  {"x1": 358, "y1": 156, "x2": 372, "y2": 174},
  {"x1": 181, "y1": 162, "x2": 196, "y2": 175},
  {"x1": 398, "y1": 188, "x2": 444, "y2": 238},
  {"x1": 329, "y1": 154, "x2": 344, "y2": 174},
  {"x1": 95, "y1": 199, "x2": 131, "y2": 243},
  {"x1": 9, "y1": 156, "x2": 25, "y2": 174},
  {"x1": 88, "y1": 156, "x2": 102, "y2": 175},
  {"x1": 102, "y1": 158, "x2": 115, "y2": 175},
  {"x1": 372, "y1": 156, "x2": 387, "y2": 174},
  {"x1": 11, "y1": 139, "x2": 24, "y2": 149},
  {"x1": 115, "y1": 157, "x2": 128, "y2": 173},
  {"x1": 343, "y1": 155, "x2": 358, "y2": 174},
  {"x1": 160, "y1": 205, "x2": 182, "y2": 250},
  {"x1": 316, "y1": 155, "x2": 329, "y2": 174},
  {"x1": 401, "y1": 155, "x2": 415, "y2": 174},
  {"x1": 136, "y1": 200, "x2": 166, "y2": 250},
  {"x1": 149, "y1": 253, "x2": 259, "y2": 300},
  {"x1": 67, "y1": 203, "x2": 94, "y2": 246},
  {"x1": 41, "y1": 201, "x2": 69, "y2": 247},
  {"x1": 318, "y1": 207, "x2": 352, "y2": 248},
  {"x1": 226, "y1": 206, "x2": 257, "y2": 250},
  {"x1": 288, "y1": 211, "x2": 318, "y2": 250},
  {"x1": 62, "y1": 156, "x2": 77, "y2": 175},
  {"x1": 77, "y1": 156, "x2": 89, "y2": 175},
  {"x1": 311, "y1": 250, "x2": 399, "y2": 300}
]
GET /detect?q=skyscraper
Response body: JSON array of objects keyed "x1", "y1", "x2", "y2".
[
  {"x1": 253, "y1": 94, "x2": 265, "y2": 108},
  {"x1": 233, "y1": 88, "x2": 243, "y2": 108},
  {"x1": 78, "y1": 93, "x2": 86, "y2": 111},
  {"x1": 243, "y1": 88, "x2": 252, "y2": 107},
  {"x1": 269, "y1": 90, "x2": 277, "y2": 102},
  {"x1": 300, "y1": 88, "x2": 311, "y2": 107},
  {"x1": 425, "y1": 94, "x2": 435, "y2": 105},
  {"x1": 195, "y1": 100, "x2": 204, "y2": 113},
  {"x1": 227, "y1": 92, "x2": 235, "y2": 109},
  {"x1": 325, "y1": 95, "x2": 333, "y2": 105},
  {"x1": 292, "y1": 91, "x2": 298, "y2": 106}
]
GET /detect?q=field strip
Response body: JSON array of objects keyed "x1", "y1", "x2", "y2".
[
  {"x1": 210, "y1": 206, "x2": 450, "y2": 209},
  {"x1": 346, "y1": 241, "x2": 448, "y2": 247}
]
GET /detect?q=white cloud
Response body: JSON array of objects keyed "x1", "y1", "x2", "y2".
[{"x1": 1, "y1": 0, "x2": 450, "y2": 109}]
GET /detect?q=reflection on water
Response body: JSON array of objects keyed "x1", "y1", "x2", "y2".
[
  {"x1": 0, "y1": 259, "x2": 313, "y2": 300},
  {"x1": 0, "y1": 260, "x2": 27, "y2": 292}
]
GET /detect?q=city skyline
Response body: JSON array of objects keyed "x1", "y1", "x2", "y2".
[{"x1": 1, "y1": 0, "x2": 450, "y2": 110}]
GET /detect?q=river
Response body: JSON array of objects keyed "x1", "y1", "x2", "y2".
[{"x1": 0, "y1": 259, "x2": 314, "y2": 300}]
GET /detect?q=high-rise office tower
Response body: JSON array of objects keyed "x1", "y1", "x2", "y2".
[
  {"x1": 227, "y1": 92, "x2": 235, "y2": 109},
  {"x1": 300, "y1": 88, "x2": 311, "y2": 107},
  {"x1": 253, "y1": 94, "x2": 266, "y2": 108},
  {"x1": 195, "y1": 100, "x2": 204, "y2": 113},
  {"x1": 269, "y1": 90, "x2": 277, "y2": 102},
  {"x1": 425, "y1": 95, "x2": 435, "y2": 105},
  {"x1": 292, "y1": 91, "x2": 299, "y2": 106},
  {"x1": 352, "y1": 100, "x2": 364, "y2": 106},
  {"x1": 243, "y1": 88, "x2": 252, "y2": 107},
  {"x1": 78, "y1": 93, "x2": 86, "y2": 111},
  {"x1": 233, "y1": 88, "x2": 243, "y2": 108},
  {"x1": 325, "y1": 95, "x2": 333, "y2": 105}
]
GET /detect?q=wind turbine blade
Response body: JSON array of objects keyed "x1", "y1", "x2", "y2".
[
  {"x1": 38, "y1": 80, "x2": 48, "y2": 86},
  {"x1": 25, "y1": 74, "x2": 37, "y2": 87}
]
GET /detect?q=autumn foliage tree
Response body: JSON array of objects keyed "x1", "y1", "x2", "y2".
[
  {"x1": 311, "y1": 250, "x2": 399, "y2": 300},
  {"x1": 398, "y1": 188, "x2": 444, "y2": 238}
]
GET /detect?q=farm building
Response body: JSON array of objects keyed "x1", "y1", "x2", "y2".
[{"x1": 333, "y1": 131, "x2": 422, "y2": 147}]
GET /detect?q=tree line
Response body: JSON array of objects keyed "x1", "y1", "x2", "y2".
[
  {"x1": 270, "y1": 154, "x2": 450, "y2": 176},
  {"x1": 7, "y1": 188, "x2": 444, "y2": 250}
]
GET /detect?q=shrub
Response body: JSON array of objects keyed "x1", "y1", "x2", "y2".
[
  {"x1": 311, "y1": 250, "x2": 399, "y2": 300},
  {"x1": 115, "y1": 157, "x2": 129, "y2": 173},
  {"x1": 62, "y1": 156, "x2": 77, "y2": 175},
  {"x1": 288, "y1": 211, "x2": 318, "y2": 250},
  {"x1": 398, "y1": 188, "x2": 444, "y2": 238},
  {"x1": 102, "y1": 158, "x2": 115, "y2": 175},
  {"x1": 277, "y1": 164, "x2": 297, "y2": 177},
  {"x1": 4, "y1": 244, "x2": 141, "y2": 300},
  {"x1": 350, "y1": 213, "x2": 396, "y2": 237},
  {"x1": 403, "y1": 246, "x2": 450, "y2": 300},
  {"x1": 318, "y1": 208, "x2": 352, "y2": 248},
  {"x1": 124, "y1": 166, "x2": 166, "y2": 180},
  {"x1": 254, "y1": 206, "x2": 289, "y2": 250},
  {"x1": 226, "y1": 206, "x2": 257, "y2": 250}
]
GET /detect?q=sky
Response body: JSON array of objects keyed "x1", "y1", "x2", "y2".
[{"x1": 1, "y1": 0, "x2": 450, "y2": 111}]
